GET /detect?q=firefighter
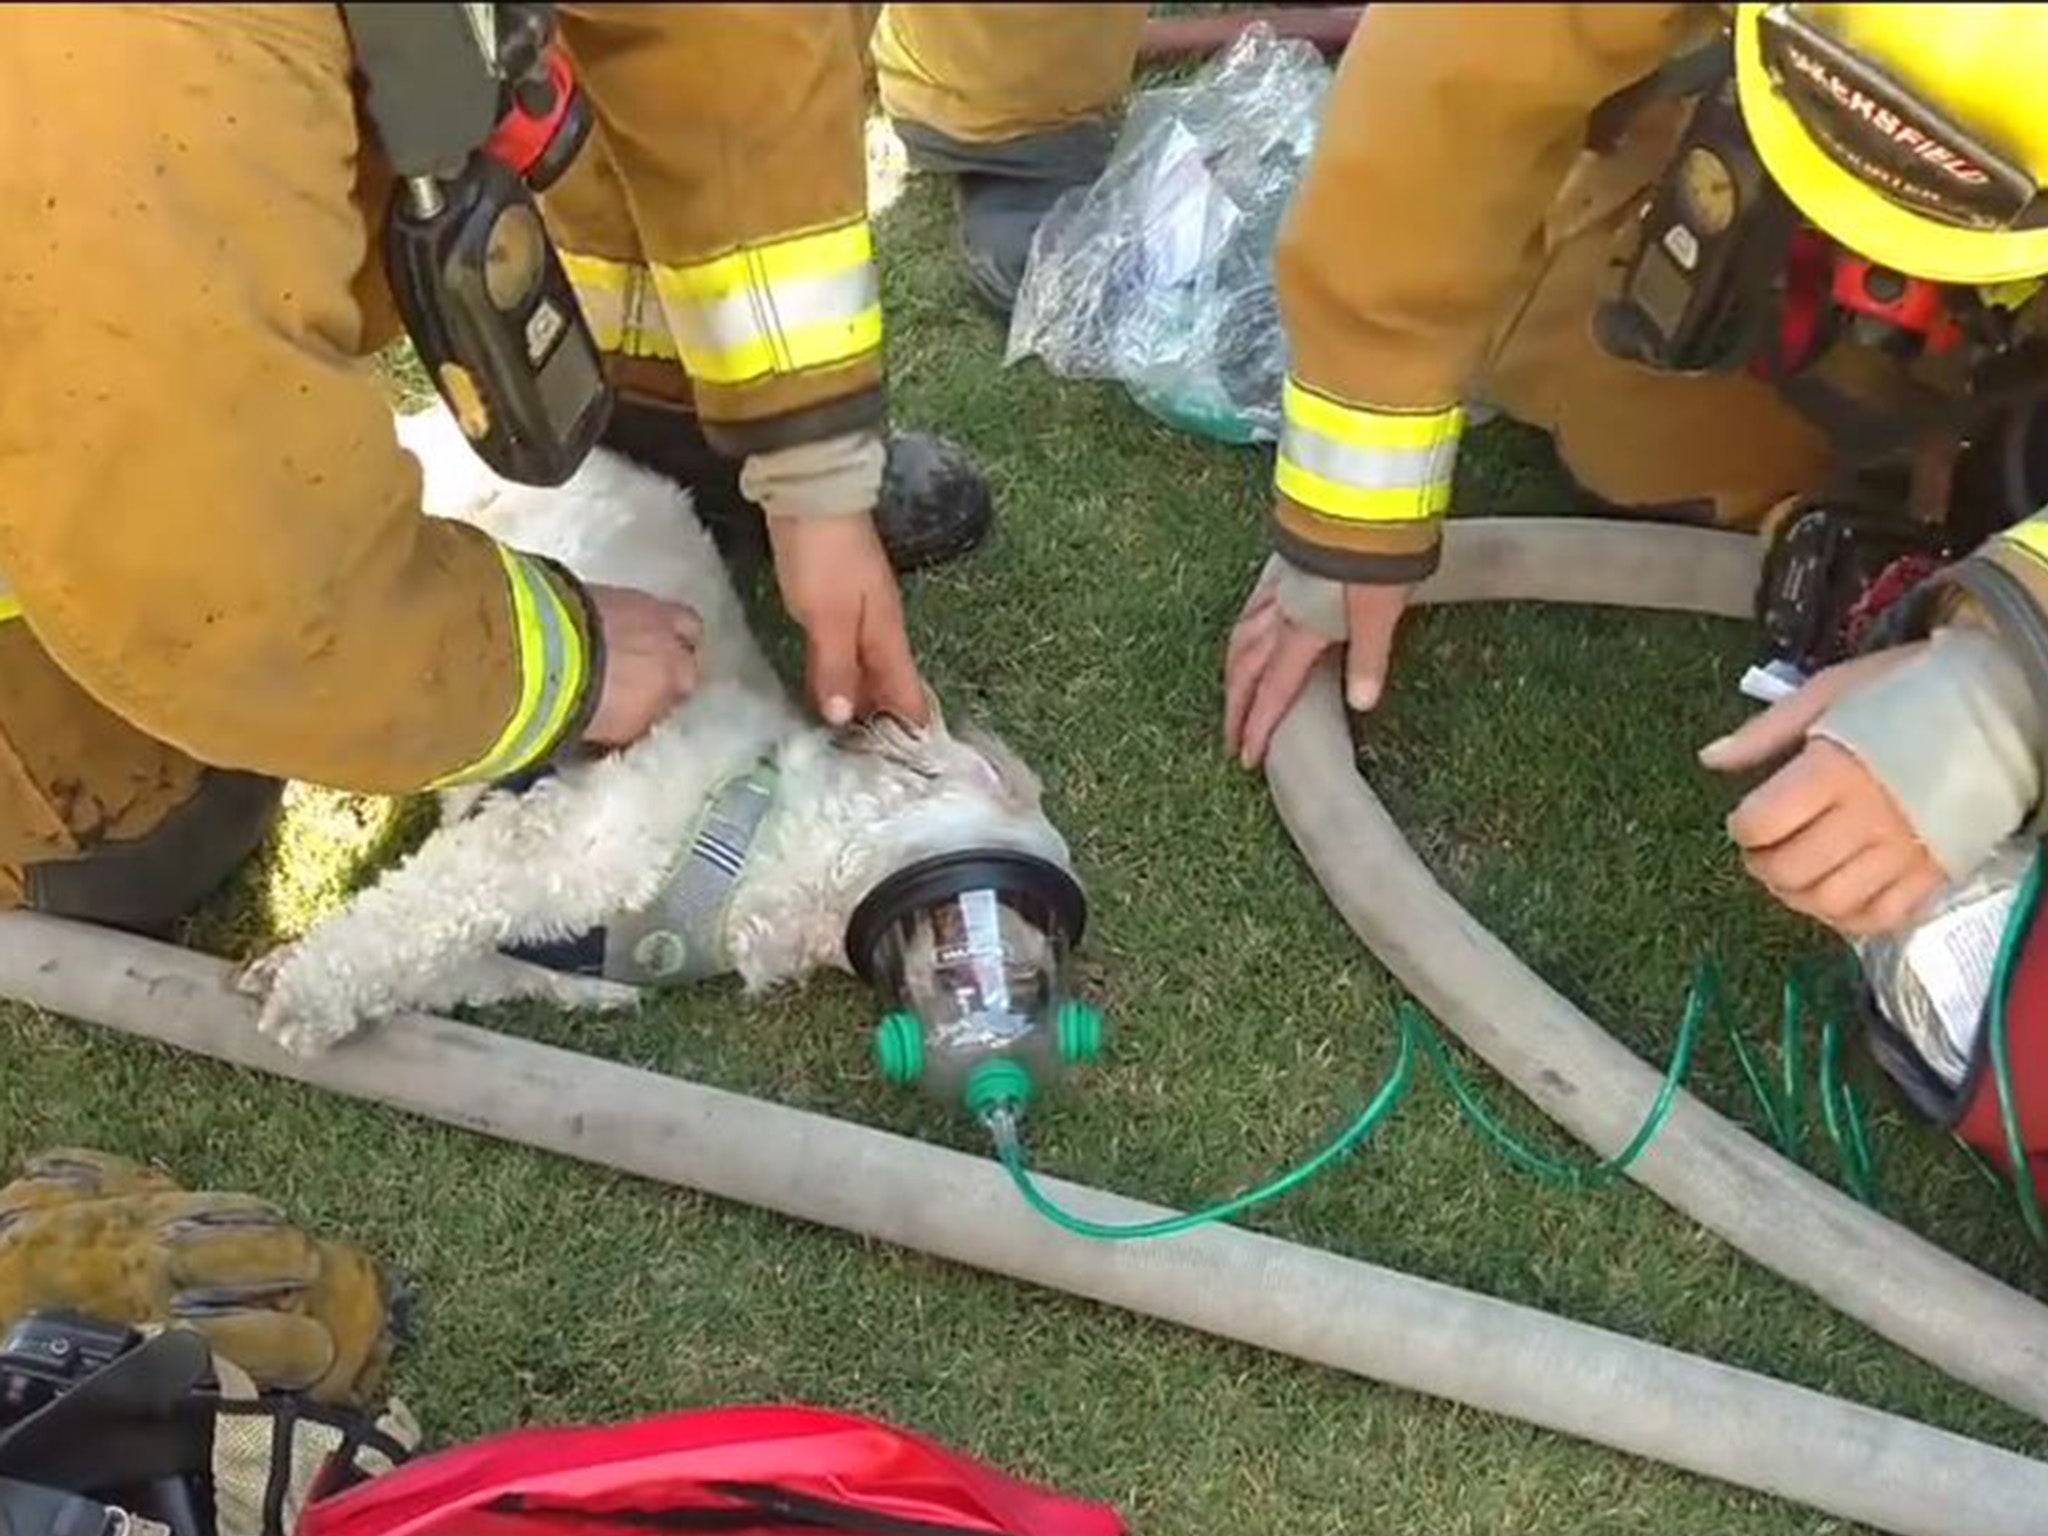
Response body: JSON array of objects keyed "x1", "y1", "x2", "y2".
[
  {"x1": 0, "y1": 5, "x2": 989, "y2": 931},
  {"x1": 870, "y1": 4, "x2": 1149, "y2": 316},
  {"x1": 1223, "y1": 2, "x2": 2048, "y2": 938}
]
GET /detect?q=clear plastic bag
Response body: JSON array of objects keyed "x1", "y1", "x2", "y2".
[{"x1": 1004, "y1": 23, "x2": 1332, "y2": 446}]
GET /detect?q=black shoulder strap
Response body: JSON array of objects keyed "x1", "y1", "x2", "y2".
[
  {"x1": 498, "y1": 1482, "x2": 993, "y2": 1536},
  {"x1": 0, "y1": 1477, "x2": 122, "y2": 1536},
  {"x1": 0, "y1": 1331, "x2": 212, "y2": 1494},
  {"x1": 0, "y1": 1333, "x2": 411, "y2": 1536}
]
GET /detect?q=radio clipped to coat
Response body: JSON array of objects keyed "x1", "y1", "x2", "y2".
[{"x1": 344, "y1": 3, "x2": 611, "y2": 486}]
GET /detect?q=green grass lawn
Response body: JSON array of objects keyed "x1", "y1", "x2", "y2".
[{"x1": 6, "y1": 166, "x2": 2047, "y2": 1536}]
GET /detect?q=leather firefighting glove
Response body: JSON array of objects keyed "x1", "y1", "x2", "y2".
[
  {"x1": 0, "y1": 1149, "x2": 396, "y2": 1405},
  {"x1": 1811, "y1": 624, "x2": 2043, "y2": 879}
]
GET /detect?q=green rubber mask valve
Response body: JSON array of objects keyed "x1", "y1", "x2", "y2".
[
  {"x1": 875, "y1": 1010, "x2": 925, "y2": 1086},
  {"x1": 964, "y1": 1058, "x2": 1036, "y2": 1121},
  {"x1": 1057, "y1": 1000, "x2": 1106, "y2": 1064}
]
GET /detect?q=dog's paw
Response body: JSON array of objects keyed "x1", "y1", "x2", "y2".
[
  {"x1": 243, "y1": 947, "x2": 363, "y2": 1057},
  {"x1": 256, "y1": 988, "x2": 365, "y2": 1059},
  {"x1": 234, "y1": 947, "x2": 289, "y2": 1000}
]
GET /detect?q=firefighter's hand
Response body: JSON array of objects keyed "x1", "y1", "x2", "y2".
[
  {"x1": 1225, "y1": 574, "x2": 1410, "y2": 770},
  {"x1": 583, "y1": 585, "x2": 703, "y2": 748},
  {"x1": 768, "y1": 514, "x2": 928, "y2": 727},
  {"x1": 1699, "y1": 648, "x2": 1945, "y2": 936}
]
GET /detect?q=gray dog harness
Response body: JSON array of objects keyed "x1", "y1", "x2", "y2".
[
  {"x1": 604, "y1": 761, "x2": 780, "y2": 984},
  {"x1": 503, "y1": 761, "x2": 780, "y2": 987}
]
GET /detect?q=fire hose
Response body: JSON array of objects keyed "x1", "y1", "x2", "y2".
[{"x1": 6, "y1": 520, "x2": 2048, "y2": 1531}]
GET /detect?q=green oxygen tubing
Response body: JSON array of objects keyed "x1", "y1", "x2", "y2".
[
  {"x1": 969, "y1": 960, "x2": 1895, "y2": 1242},
  {"x1": 968, "y1": 853, "x2": 2048, "y2": 1248}
]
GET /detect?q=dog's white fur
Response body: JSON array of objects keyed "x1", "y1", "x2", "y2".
[{"x1": 240, "y1": 408, "x2": 1069, "y2": 1056}]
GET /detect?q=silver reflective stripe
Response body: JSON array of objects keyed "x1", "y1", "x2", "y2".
[
  {"x1": 665, "y1": 264, "x2": 881, "y2": 374},
  {"x1": 494, "y1": 558, "x2": 577, "y2": 775},
  {"x1": 1278, "y1": 421, "x2": 1460, "y2": 493},
  {"x1": 429, "y1": 549, "x2": 594, "y2": 791}
]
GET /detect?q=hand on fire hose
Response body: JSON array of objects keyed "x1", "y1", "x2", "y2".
[
  {"x1": 1225, "y1": 558, "x2": 1410, "y2": 770},
  {"x1": 748, "y1": 432, "x2": 929, "y2": 728},
  {"x1": 1700, "y1": 625, "x2": 2044, "y2": 936},
  {"x1": 582, "y1": 584, "x2": 703, "y2": 748},
  {"x1": 0, "y1": 1149, "x2": 397, "y2": 1406}
]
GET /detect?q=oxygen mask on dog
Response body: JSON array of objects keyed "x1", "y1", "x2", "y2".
[{"x1": 845, "y1": 851, "x2": 1105, "y2": 1122}]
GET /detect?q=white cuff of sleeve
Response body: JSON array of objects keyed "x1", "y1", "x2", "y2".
[
  {"x1": 1813, "y1": 626, "x2": 2043, "y2": 881},
  {"x1": 739, "y1": 430, "x2": 886, "y2": 522}
]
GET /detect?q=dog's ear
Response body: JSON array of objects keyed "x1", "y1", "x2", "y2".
[
  {"x1": 957, "y1": 724, "x2": 1046, "y2": 812},
  {"x1": 836, "y1": 695, "x2": 1044, "y2": 813},
  {"x1": 833, "y1": 685, "x2": 955, "y2": 774},
  {"x1": 835, "y1": 708, "x2": 942, "y2": 780}
]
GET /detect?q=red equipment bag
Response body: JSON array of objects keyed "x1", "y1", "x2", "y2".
[
  {"x1": 1867, "y1": 850, "x2": 2048, "y2": 1184},
  {"x1": 1952, "y1": 871, "x2": 2048, "y2": 1186},
  {"x1": 299, "y1": 1405, "x2": 1126, "y2": 1536}
]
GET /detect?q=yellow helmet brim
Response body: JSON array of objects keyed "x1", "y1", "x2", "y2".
[{"x1": 1734, "y1": 4, "x2": 2048, "y2": 285}]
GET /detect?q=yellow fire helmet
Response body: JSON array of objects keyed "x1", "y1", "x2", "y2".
[{"x1": 1734, "y1": 3, "x2": 2048, "y2": 284}]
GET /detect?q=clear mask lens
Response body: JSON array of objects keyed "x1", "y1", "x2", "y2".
[{"x1": 867, "y1": 886, "x2": 1075, "y2": 1061}]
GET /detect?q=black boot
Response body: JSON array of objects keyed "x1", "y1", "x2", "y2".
[
  {"x1": 891, "y1": 119, "x2": 1114, "y2": 318},
  {"x1": 24, "y1": 769, "x2": 284, "y2": 938},
  {"x1": 599, "y1": 400, "x2": 993, "y2": 576},
  {"x1": 951, "y1": 172, "x2": 1083, "y2": 319},
  {"x1": 873, "y1": 430, "x2": 996, "y2": 572}
]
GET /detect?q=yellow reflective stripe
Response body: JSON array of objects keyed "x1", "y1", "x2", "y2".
[
  {"x1": 658, "y1": 220, "x2": 874, "y2": 301},
  {"x1": 1276, "y1": 378, "x2": 1462, "y2": 524},
  {"x1": 1982, "y1": 277, "x2": 2045, "y2": 311},
  {"x1": 561, "y1": 252, "x2": 678, "y2": 361},
  {"x1": 562, "y1": 253, "x2": 625, "y2": 350},
  {"x1": 526, "y1": 564, "x2": 589, "y2": 767},
  {"x1": 1275, "y1": 458, "x2": 1456, "y2": 523},
  {"x1": 0, "y1": 574, "x2": 18, "y2": 624},
  {"x1": 1281, "y1": 379, "x2": 1462, "y2": 451},
  {"x1": 2002, "y1": 517, "x2": 2048, "y2": 568},
  {"x1": 652, "y1": 220, "x2": 883, "y2": 386},
  {"x1": 430, "y1": 547, "x2": 589, "y2": 789}
]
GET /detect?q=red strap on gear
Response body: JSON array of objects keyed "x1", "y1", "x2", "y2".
[
  {"x1": 486, "y1": 50, "x2": 577, "y2": 181},
  {"x1": 1755, "y1": 234, "x2": 1969, "y2": 379},
  {"x1": 301, "y1": 1405, "x2": 1127, "y2": 1536},
  {"x1": 1757, "y1": 229, "x2": 1833, "y2": 380},
  {"x1": 1840, "y1": 552, "x2": 1943, "y2": 655},
  {"x1": 1830, "y1": 255, "x2": 1964, "y2": 354}
]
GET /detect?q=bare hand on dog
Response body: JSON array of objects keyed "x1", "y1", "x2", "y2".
[
  {"x1": 768, "y1": 514, "x2": 928, "y2": 727},
  {"x1": 1224, "y1": 579, "x2": 1409, "y2": 769},
  {"x1": 582, "y1": 583, "x2": 703, "y2": 747},
  {"x1": 1699, "y1": 646, "x2": 1944, "y2": 936}
]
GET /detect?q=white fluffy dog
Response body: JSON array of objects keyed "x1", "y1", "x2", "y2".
[{"x1": 240, "y1": 408, "x2": 1071, "y2": 1056}]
